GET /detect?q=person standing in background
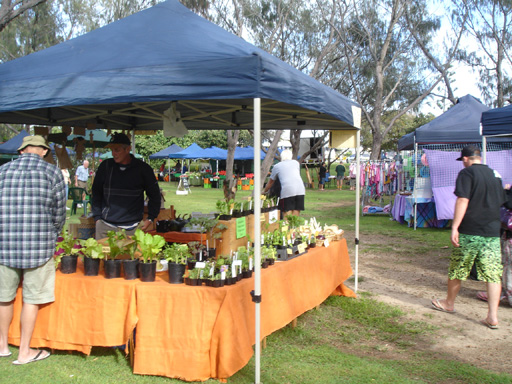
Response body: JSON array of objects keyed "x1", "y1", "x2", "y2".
[
  {"x1": 61, "y1": 168, "x2": 71, "y2": 210},
  {"x1": 335, "y1": 161, "x2": 346, "y2": 190},
  {"x1": 318, "y1": 162, "x2": 327, "y2": 191},
  {"x1": 263, "y1": 149, "x2": 305, "y2": 217},
  {"x1": 75, "y1": 160, "x2": 89, "y2": 191},
  {"x1": 0, "y1": 135, "x2": 66, "y2": 364}
]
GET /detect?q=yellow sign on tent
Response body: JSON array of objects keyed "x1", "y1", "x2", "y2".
[{"x1": 329, "y1": 130, "x2": 357, "y2": 148}]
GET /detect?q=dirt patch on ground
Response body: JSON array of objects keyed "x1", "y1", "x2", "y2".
[{"x1": 342, "y1": 230, "x2": 512, "y2": 376}]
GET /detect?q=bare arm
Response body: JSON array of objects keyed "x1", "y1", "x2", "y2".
[
  {"x1": 451, "y1": 197, "x2": 469, "y2": 247},
  {"x1": 263, "y1": 178, "x2": 274, "y2": 194}
]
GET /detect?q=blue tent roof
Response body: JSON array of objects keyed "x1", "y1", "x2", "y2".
[
  {"x1": 0, "y1": 0, "x2": 358, "y2": 133},
  {"x1": 481, "y1": 104, "x2": 512, "y2": 136},
  {"x1": 201, "y1": 146, "x2": 228, "y2": 160},
  {"x1": 0, "y1": 130, "x2": 29, "y2": 154},
  {"x1": 149, "y1": 144, "x2": 184, "y2": 159},
  {"x1": 397, "y1": 95, "x2": 508, "y2": 150},
  {"x1": 234, "y1": 146, "x2": 267, "y2": 160},
  {"x1": 169, "y1": 143, "x2": 204, "y2": 159}
]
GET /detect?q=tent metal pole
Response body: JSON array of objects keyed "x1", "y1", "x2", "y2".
[
  {"x1": 482, "y1": 134, "x2": 487, "y2": 164},
  {"x1": 253, "y1": 98, "x2": 262, "y2": 384},
  {"x1": 414, "y1": 142, "x2": 418, "y2": 231},
  {"x1": 355, "y1": 130, "x2": 361, "y2": 293}
]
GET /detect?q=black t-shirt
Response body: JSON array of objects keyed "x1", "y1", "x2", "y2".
[{"x1": 454, "y1": 164, "x2": 505, "y2": 237}]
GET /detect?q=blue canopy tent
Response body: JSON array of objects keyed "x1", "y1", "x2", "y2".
[
  {"x1": 168, "y1": 143, "x2": 204, "y2": 159},
  {"x1": 0, "y1": 130, "x2": 29, "y2": 154},
  {"x1": 398, "y1": 95, "x2": 491, "y2": 150},
  {"x1": 0, "y1": 1, "x2": 362, "y2": 381},
  {"x1": 481, "y1": 104, "x2": 512, "y2": 137},
  {"x1": 148, "y1": 144, "x2": 184, "y2": 160}
]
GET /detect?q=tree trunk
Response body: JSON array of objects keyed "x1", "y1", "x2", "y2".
[
  {"x1": 290, "y1": 129, "x2": 302, "y2": 159},
  {"x1": 260, "y1": 130, "x2": 283, "y2": 191},
  {"x1": 223, "y1": 130, "x2": 240, "y2": 201}
]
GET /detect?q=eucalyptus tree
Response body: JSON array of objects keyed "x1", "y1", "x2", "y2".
[
  {"x1": 315, "y1": 0, "x2": 446, "y2": 159},
  {"x1": 453, "y1": 0, "x2": 512, "y2": 107},
  {"x1": 0, "y1": 0, "x2": 47, "y2": 32}
]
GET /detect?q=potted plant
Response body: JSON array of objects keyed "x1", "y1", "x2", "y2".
[
  {"x1": 163, "y1": 243, "x2": 189, "y2": 284},
  {"x1": 79, "y1": 237, "x2": 105, "y2": 276},
  {"x1": 184, "y1": 267, "x2": 202, "y2": 286},
  {"x1": 133, "y1": 229, "x2": 166, "y2": 282},
  {"x1": 232, "y1": 201, "x2": 243, "y2": 218},
  {"x1": 105, "y1": 229, "x2": 138, "y2": 279},
  {"x1": 187, "y1": 241, "x2": 206, "y2": 266},
  {"x1": 216, "y1": 198, "x2": 234, "y2": 220},
  {"x1": 103, "y1": 230, "x2": 128, "y2": 279},
  {"x1": 54, "y1": 230, "x2": 82, "y2": 274},
  {"x1": 262, "y1": 245, "x2": 277, "y2": 265},
  {"x1": 186, "y1": 216, "x2": 227, "y2": 260}
]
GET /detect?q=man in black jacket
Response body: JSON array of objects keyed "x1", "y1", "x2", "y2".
[{"x1": 91, "y1": 133, "x2": 161, "y2": 239}]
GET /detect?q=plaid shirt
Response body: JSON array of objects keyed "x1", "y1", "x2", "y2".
[{"x1": 0, "y1": 153, "x2": 67, "y2": 268}]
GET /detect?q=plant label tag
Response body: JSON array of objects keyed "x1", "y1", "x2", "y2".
[
  {"x1": 298, "y1": 243, "x2": 307, "y2": 253},
  {"x1": 324, "y1": 239, "x2": 330, "y2": 247},
  {"x1": 195, "y1": 261, "x2": 206, "y2": 269},
  {"x1": 209, "y1": 266, "x2": 214, "y2": 277},
  {"x1": 233, "y1": 259, "x2": 242, "y2": 273},
  {"x1": 286, "y1": 248, "x2": 293, "y2": 255},
  {"x1": 249, "y1": 257, "x2": 253, "y2": 271},
  {"x1": 221, "y1": 271, "x2": 226, "y2": 280},
  {"x1": 102, "y1": 246, "x2": 110, "y2": 254},
  {"x1": 231, "y1": 264, "x2": 237, "y2": 278}
]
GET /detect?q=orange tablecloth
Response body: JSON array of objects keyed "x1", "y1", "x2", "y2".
[
  {"x1": 8, "y1": 260, "x2": 138, "y2": 354},
  {"x1": 8, "y1": 239, "x2": 354, "y2": 381}
]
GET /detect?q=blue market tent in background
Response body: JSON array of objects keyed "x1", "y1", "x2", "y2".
[
  {"x1": 168, "y1": 143, "x2": 203, "y2": 159},
  {"x1": 481, "y1": 104, "x2": 512, "y2": 136},
  {"x1": 201, "y1": 146, "x2": 228, "y2": 160},
  {"x1": 0, "y1": 130, "x2": 29, "y2": 154},
  {"x1": 149, "y1": 144, "x2": 183, "y2": 159},
  {"x1": 398, "y1": 95, "x2": 491, "y2": 150},
  {"x1": 234, "y1": 146, "x2": 266, "y2": 160}
]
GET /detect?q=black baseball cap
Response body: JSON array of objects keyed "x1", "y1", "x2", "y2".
[
  {"x1": 456, "y1": 145, "x2": 480, "y2": 161},
  {"x1": 106, "y1": 133, "x2": 131, "y2": 148}
]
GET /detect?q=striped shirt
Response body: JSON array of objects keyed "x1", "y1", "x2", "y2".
[{"x1": 0, "y1": 153, "x2": 67, "y2": 268}]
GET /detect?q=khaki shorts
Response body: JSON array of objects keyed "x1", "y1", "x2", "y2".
[{"x1": 0, "y1": 259, "x2": 55, "y2": 304}]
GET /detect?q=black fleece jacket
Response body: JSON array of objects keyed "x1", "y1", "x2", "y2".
[{"x1": 91, "y1": 156, "x2": 160, "y2": 225}]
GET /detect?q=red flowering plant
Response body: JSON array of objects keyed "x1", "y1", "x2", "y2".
[{"x1": 54, "y1": 230, "x2": 82, "y2": 268}]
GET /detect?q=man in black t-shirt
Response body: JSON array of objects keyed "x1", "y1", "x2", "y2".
[{"x1": 431, "y1": 145, "x2": 505, "y2": 329}]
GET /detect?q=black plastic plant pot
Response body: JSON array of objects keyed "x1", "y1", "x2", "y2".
[
  {"x1": 168, "y1": 262, "x2": 186, "y2": 284},
  {"x1": 84, "y1": 257, "x2": 100, "y2": 276},
  {"x1": 242, "y1": 270, "x2": 253, "y2": 279},
  {"x1": 123, "y1": 259, "x2": 139, "y2": 280},
  {"x1": 217, "y1": 214, "x2": 232, "y2": 221},
  {"x1": 104, "y1": 259, "x2": 122, "y2": 279},
  {"x1": 60, "y1": 255, "x2": 77, "y2": 274},
  {"x1": 139, "y1": 261, "x2": 157, "y2": 282}
]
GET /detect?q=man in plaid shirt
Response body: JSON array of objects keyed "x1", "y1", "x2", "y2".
[{"x1": 0, "y1": 135, "x2": 66, "y2": 365}]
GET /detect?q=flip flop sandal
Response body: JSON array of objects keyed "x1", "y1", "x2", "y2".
[
  {"x1": 431, "y1": 299, "x2": 456, "y2": 314},
  {"x1": 480, "y1": 319, "x2": 499, "y2": 330},
  {"x1": 0, "y1": 351, "x2": 12, "y2": 357},
  {"x1": 12, "y1": 350, "x2": 50, "y2": 365}
]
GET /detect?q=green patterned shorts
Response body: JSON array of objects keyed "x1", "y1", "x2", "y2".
[{"x1": 449, "y1": 234, "x2": 502, "y2": 283}]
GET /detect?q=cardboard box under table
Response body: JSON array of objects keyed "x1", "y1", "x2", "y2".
[{"x1": 8, "y1": 239, "x2": 354, "y2": 381}]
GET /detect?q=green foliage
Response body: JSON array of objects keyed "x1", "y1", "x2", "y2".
[
  {"x1": 187, "y1": 267, "x2": 201, "y2": 279},
  {"x1": 106, "y1": 229, "x2": 135, "y2": 260},
  {"x1": 79, "y1": 238, "x2": 104, "y2": 260},
  {"x1": 163, "y1": 243, "x2": 190, "y2": 265},
  {"x1": 133, "y1": 229, "x2": 165, "y2": 263}
]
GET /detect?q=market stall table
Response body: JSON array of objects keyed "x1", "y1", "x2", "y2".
[{"x1": 8, "y1": 239, "x2": 354, "y2": 381}]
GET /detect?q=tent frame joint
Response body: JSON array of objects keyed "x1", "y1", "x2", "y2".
[{"x1": 250, "y1": 290, "x2": 262, "y2": 303}]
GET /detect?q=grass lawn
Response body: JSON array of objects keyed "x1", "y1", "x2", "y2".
[{"x1": 2, "y1": 183, "x2": 511, "y2": 383}]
